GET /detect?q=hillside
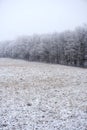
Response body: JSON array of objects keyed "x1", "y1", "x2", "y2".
[{"x1": 0, "y1": 58, "x2": 87, "y2": 130}]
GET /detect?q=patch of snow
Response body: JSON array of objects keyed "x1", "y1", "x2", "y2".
[{"x1": 0, "y1": 58, "x2": 87, "y2": 130}]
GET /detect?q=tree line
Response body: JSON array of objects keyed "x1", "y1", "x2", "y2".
[{"x1": 0, "y1": 26, "x2": 87, "y2": 67}]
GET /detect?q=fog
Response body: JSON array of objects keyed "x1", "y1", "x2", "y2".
[{"x1": 0, "y1": 0, "x2": 87, "y2": 41}]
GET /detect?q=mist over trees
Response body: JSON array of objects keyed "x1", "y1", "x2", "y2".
[{"x1": 0, "y1": 26, "x2": 87, "y2": 67}]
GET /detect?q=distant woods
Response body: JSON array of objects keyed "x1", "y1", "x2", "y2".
[{"x1": 0, "y1": 26, "x2": 87, "y2": 67}]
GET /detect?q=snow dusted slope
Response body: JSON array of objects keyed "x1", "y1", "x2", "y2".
[{"x1": 0, "y1": 58, "x2": 87, "y2": 130}]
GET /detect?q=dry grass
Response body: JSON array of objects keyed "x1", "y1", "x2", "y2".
[{"x1": 0, "y1": 58, "x2": 87, "y2": 130}]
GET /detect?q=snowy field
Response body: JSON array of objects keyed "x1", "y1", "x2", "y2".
[{"x1": 0, "y1": 58, "x2": 87, "y2": 130}]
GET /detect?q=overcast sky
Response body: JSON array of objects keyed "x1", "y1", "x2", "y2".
[{"x1": 0, "y1": 0, "x2": 87, "y2": 41}]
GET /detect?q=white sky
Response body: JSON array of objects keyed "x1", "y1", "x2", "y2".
[{"x1": 0, "y1": 0, "x2": 87, "y2": 41}]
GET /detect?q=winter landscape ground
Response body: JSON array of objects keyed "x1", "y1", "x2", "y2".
[{"x1": 0, "y1": 58, "x2": 87, "y2": 130}]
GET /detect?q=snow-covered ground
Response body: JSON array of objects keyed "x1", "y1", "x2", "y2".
[{"x1": 0, "y1": 58, "x2": 87, "y2": 130}]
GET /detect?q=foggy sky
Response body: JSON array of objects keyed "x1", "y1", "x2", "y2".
[{"x1": 0, "y1": 0, "x2": 87, "y2": 41}]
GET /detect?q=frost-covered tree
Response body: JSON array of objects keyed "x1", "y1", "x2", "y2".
[{"x1": 0, "y1": 26, "x2": 87, "y2": 67}]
